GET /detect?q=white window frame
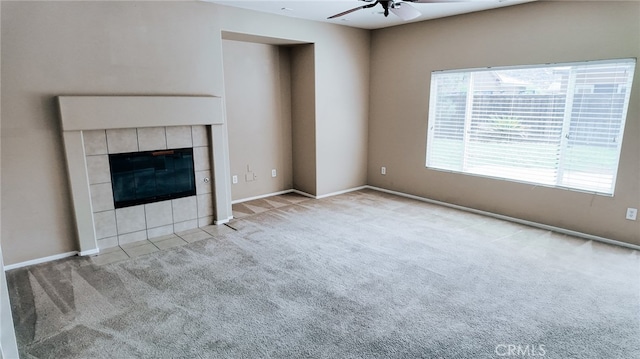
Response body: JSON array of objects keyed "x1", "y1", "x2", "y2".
[{"x1": 426, "y1": 59, "x2": 636, "y2": 196}]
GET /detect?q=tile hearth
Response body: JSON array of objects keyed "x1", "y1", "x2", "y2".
[
  {"x1": 91, "y1": 225, "x2": 235, "y2": 266},
  {"x1": 91, "y1": 192, "x2": 311, "y2": 266}
]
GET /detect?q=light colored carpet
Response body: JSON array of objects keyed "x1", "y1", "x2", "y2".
[{"x1": 7, "y1": 189, "x2": 640, "y2": 358}]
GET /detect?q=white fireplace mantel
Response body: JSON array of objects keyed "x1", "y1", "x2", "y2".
[{"x1": 58, "y1": 95, "x2": 233, "y2": 255}]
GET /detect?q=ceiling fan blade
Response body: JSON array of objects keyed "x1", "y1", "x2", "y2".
[
  {"x1": 328, "y1": 6, "x2": 365, "y2": 19},
  {"x1": 390, "y1": 3, "x2": 421, "y2": 20},
  {"x1": 328, "y1": 1, "x2": 379, "y2": 19}
]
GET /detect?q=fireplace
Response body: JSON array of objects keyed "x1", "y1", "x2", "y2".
[
  {"x1": 83, "y1": 125, "x2": 215, "y2": 249},
  {"x1": 58, "y1": 96, "x2": 233, "y2": 256}
]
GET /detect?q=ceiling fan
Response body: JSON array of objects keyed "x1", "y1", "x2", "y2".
[{"x1": 328, "y1": 0, "x2": 468, "y2": 21}]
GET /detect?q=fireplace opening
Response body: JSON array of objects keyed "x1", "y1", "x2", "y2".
[{"x1": 109, "y1": 148, "x2": 196, "y2": 208}]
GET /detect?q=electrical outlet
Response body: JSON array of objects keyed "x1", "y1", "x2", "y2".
[
  {"x1": 381, "y1": 166, "x2": 386, "y2": 175},
  {"x1": 626, "y1": 208, "x2": 637, "y2": 221},
  {"x1": 272, "y1": 169, "x2": 277, "y2": 178},
  {"x1": 232, "y1": 175, "x2": 238, "y2": 184}
]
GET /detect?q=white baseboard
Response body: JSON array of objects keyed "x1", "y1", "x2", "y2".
[
  {"x1": 4, "y1": 251, "x2": 79, "y2": 271},
  {"x1": 8, "y1": 185, "x2": 635, "y2": 271},
  {"x1": 80, "y1": 248, "x2": 100, "y2": 257},
  {"x1": 366, "y1": 185, "x2": 640, "y2": 251},
  {"x1": 291, "y1": 189, "x2": 316, "y2": 199},
  {"x1": 232, "y1": 190, "x2": 295, "y2": 204},
  {"x1": 233, "y1": 186, "x2": 368, "y2": 203},
  {"x1": 315, "y1": 186, "x2": 369, "y2": 199},
  {"x1": 292, "y1": 186, "x2": 369, "y2": 200},
  {"x1": 214, "y1": 216, "x2": 233, "y2": 225}
]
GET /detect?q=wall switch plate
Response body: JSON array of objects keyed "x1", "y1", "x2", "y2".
[
  {"x1": 232, "y1": 175, "x2": 238, "y2": 184},
  {"x1": 271, "y1": 169, "x2": 277, "y2": 178},
  {"x1": 626, "y1": 208, "x2": 637, "y2": 221},
  {"x1": 245, "y1": 173, "x2": 256, "y2": 182},
  {"x1": 381, "y1": 166, "x2": 386, "y2": 175}
]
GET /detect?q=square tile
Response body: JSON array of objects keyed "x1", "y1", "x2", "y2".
[
  {"x1": 154, "y1": 236, "x2": 188, "y2": 250},
  {"x1": 193, "y1": 146, "x2": 210, "y2": 171},
  {"x1": 116, "y1": 205, "x2": 146, "y2": 234},
  {"x1": 195, "y1": 170, "x2": 213, "y2": 195},
  {"x1": 176, "y1": 228, "x2": 211, "y2": 243},
  {"x1": 191, "y1": 125, "x2": 209, "y2": 147},
  {"x1": 83, "y1": 130, "x2": 108, "y2": 155},
  {"x1": 137, "y1": 127, "x2": 167, "y2": 151},
  {"x1": 100, "y1": 245, "x2": 124, "y2": 254},
  {"x1": 90, "y1": 183, "x2": 114, "y2": 212},
  {"x1": 86, "y1": 155, "x2": 111, "y2": 184},
  {"x1": 120, "y1": 239, "x2": 152, "y2": 249},
  {"x1": 97, "y1": 236, "x2": 119, "y2": 250},
  {"x1": 166, "y1": 126, "x2": 192, "y2": 149},
  {"x1": 197, "y1": 194, "x2": 213, "y2": 218},
  {"x1": 198, "y1": 216, "x2": 213, "y2": 227},
  {"x1": 91, "y1": 249, "x2": 129, "y2": 266},
  {"x1": 172, "y1": 197, "x2": 197, "y2": 223},
  {"x1": 201, "y1": 224, "x2": 235, "y2": 237},
  {"x1": 106, "y1": 128, "x2": 138, "y2": 154},
  {"x1": 145, "y1": 200, "x2": 173, "y2": 228},
  {"x1": 122, "y1": 242, "x2": 159, "y2": 258},
  {"x1": 148, "y1": 233, "x2": 180, "y2": 243},
  {"x1": 94, "y1": 210, "x2": 117, "y2": 239},
  {"x1": 176, "y1": 227, "x2": 204, "y2": 235},
  {"x1": 173, "y1": 219, "x2": 198, "y2": 233},
  {"x1": 147, "y1": 224, "x2": 174, "y2": 240},
  {"x1": 118, "y1": 230, "x2": 148, "y2": 246}
]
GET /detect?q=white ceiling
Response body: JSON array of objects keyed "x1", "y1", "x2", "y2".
[{"x1": 208, "y1": 0, "x2": 538, "y2": 30}]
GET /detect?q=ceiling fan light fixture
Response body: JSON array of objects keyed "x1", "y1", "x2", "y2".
[
  {"x1": 328, "y1": 0, "x2": 467, "y2": 21},
  {"x1": 390, "y1": 2, "x2": 421, "y2": 20}
]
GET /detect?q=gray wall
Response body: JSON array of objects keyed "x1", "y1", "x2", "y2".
[
  {"x1": 0, "y1": 1, "x2": 370, "y2": 265},
  {"x1": 368, "y1": 1, "x2": 640, "y2": 245}
]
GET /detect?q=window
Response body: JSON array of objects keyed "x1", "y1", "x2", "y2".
[{"x1": 426, "y1": 59, "x2": 636, "y2": 195}]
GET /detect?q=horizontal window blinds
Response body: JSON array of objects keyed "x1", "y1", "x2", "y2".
[{"x1": 426, "y1": 59, "x2": 636, "y2": 195}]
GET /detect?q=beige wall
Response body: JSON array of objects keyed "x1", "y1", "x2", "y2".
[
  {"x1": 0, "y1": 5, "x2": 20, "y2": 354},
  {"x1": 218, "y1": 8, "x2": 371, "y2": 196},
  {"x1": 313, "y1": 28, "x2": 370, "y2": 195},
  {"x1": 368, "y1": 1, "x2": 640, "y2": 245},
  {"x1": 0, "y1": 1, "x2": 370, "y2": 265},
  {"x1": 291, "y1": 44, "x2": 317, "y2": 196},
  {"x1": 222, "y1": 40, "x2": 293, "y2": 200}
]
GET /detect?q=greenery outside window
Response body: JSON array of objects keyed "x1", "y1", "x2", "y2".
[{"x1": 426, "y1": 59, "x2": 636, "y2": 195}]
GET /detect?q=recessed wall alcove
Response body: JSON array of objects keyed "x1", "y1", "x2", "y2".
[
  {"x1": 221, "y1": 31, "x2": 317, "y2": 199},
  {"x1": 58, "y1": 96, "x2": 233, "y2": 255}
]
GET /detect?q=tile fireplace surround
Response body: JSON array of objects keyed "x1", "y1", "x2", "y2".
[
  {"x1": 86, "y1": 125, "x2": 213, "y2": 250},
  {"x1": 58, "y1": 96, "x2": 233, "y2": 256}
]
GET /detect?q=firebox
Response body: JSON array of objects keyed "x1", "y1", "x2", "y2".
[{"x1": 109, "y1": 148, "x2": 196, "y2": 208}]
